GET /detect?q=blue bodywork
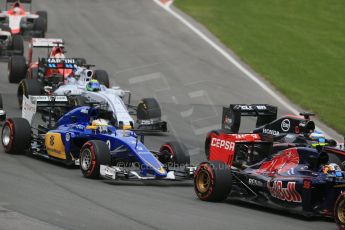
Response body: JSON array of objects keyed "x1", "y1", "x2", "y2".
[{"x1": 48, "y1": 106, "x2": 167, "y2": 177}]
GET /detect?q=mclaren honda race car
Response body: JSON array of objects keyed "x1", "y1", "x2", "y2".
[
  {"x1": 0, "y1": 0, "x2": 47, "y2": 37},
  {"x1": 219, "y1": 104, "x2": 344, "y2": 166},
  {"x1": 0, "y1": 28, "x2": 23, "y2": 58},
  {"x1": 1, "y1": 96, "x2": 192, "y2": 181},
  {"x1": 194, "y1": 132, "x2": 345, "y2": 229}
]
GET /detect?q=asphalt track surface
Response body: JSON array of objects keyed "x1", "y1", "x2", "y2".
[{"x1": 0, "y1": 0, "x2": 341, "y2": 229}]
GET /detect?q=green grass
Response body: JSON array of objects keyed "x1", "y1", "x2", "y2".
[{"x1": 175, "y1": 0, "x2": 345, "y2": 134}]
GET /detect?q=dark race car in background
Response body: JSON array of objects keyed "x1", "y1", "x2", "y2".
[
  {"x1": 194, "y1": 132, "x2": 345, "y2": 230},
  {"x1": 0, "y1": 0, "x2": 47, "y2": 38}
]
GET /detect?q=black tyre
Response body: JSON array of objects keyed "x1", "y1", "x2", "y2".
[
  {"x1": 0, "y1": 94, "x2": 3, "y2": 109},
  {"x1": 94, "y1": 70, "x2": 110, "y2": 88},
  {"x1": 80, "y1": 140, "x2": 111, "y2": 179},
  {"x1": 11, "y1": 35, "x2": 24, "y2": 55},
  {"x1": 194, "y1": 161, "x2": 232, "y2": 202},
  {"x1": 17, "y1": 79, "x2": 42, "y2": 108},
  {"x1": 334, "y1": 193, "x2": 345, "y2": 230},
  {"x1": 8, "y1": 55, "x2": 27, "y2": 83},
  {"x1": 159, "y1": 141, "x2": 190, "y2": 165},
  {"x1": 2, "y1": 118, "x2": 31, "y2": 154},
  {"x1": 36, "y1": 11, "x2": 48, "y2": 32},
  {"x1": 33, "y1": 17, "x2": 45, "y2": 37},
  {"x1": 137, "y1": 98, "x2": 161, "y2": 121}
]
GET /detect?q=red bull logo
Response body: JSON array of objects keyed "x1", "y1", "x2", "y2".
[{"x1": 267, "y1": 181, "x2": 302, "y2": 203}]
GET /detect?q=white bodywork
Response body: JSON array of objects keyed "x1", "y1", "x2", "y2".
[
  {"x1": 54, "y1": 67, "x2": 135, "y2": 126},
  {"x1": 0, "y1": 11, "x2": 38, "y2": 33}
]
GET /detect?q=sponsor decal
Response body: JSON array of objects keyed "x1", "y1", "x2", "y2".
[
  {"x1": 267, "y1": 181, "x2": 302, "y2": 203},
  {"x1": 47, "y1": 58, "x2": 75, "y2": 64},
  {"x1": 281, "y1": 119, "x2": 291, "y2": 132},
  {"x1": 211, "y1": 138, "x2": 235, "y2": 151},
  {"x1": 248, "y1": 178, "x2": 264, "y2": 187},
  {"x1": 263, "y1": 128, "x2": 280, "y2": 136}
]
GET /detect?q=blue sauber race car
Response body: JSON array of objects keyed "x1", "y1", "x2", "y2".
[
  {"x1": 1, "y1": 96, "x2": 193, "y2": 181},
  {"x1": 194, "y1": 132, "x2": 345, "y2": 230}
]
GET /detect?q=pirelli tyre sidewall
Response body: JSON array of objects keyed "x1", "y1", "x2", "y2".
[
  {"x1": 194, "y1": 161, "x2": 232, "y2": 202},
  {"x1": 334, "y1": 192, "x2": 345, "y2": 230},
  {"x1": 80, "y1": 140, "x2": 111, "y2": 179},
  {"x1": 2, "y1": 118, "x2": 31, "y2": 154}
]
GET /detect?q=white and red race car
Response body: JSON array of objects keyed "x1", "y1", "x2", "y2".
[{"x1": 0, "y1": 0, "x2": 47, "y2": 37}]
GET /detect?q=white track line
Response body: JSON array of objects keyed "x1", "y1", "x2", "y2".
[{"x1": 153, "y1": 0, "x2": 334, "y2": 137}]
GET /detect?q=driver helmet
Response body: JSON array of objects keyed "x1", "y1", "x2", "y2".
[
  {"x1": 50, "y1": 47, "x2": 65, "y2": 58},
  {"x1": 13, "y1": 2, "x2": 21, "y2": 14},
  {"x1": 86, "y1": 79, "x2": 101, "y2": 92},
  {"x1": 309, "y1": 131, "x2": 326, "y2": 143},
  {"x1": 322, "y1": 163, "x2": 342, "y2": 174},
  {"x1": 91, "y1": 119, "x2": 108, "y2": 127}
]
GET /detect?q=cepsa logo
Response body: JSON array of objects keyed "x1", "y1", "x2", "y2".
[
  {"x1": 267, "y1": 181, "x2": 302, "y2": 203},
  {"x1": 211, "y1": 138, "x2": 235, "y2": 151}
]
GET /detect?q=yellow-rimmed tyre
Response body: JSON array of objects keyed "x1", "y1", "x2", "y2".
[
  {"x1": 335, "y1": 193, "x2": 345, "y2": 230},
  {"x1": 194, "y1": 161, "x2": 232, "y2": 202}
]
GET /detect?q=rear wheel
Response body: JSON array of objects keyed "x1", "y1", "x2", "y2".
[
  {"x1": 2, "y1": 118, "x2": 31, "y2": 154},
  {"x1": 194, "y1": 161, "x2": 232, "y2": 202},
  {"x1": 80, "y1": 140, "x2": 111, "y2": 179},
  {"x1": 17, "y1": 79, "x2": 42, "y2": 108},
  {"x1": 8, "y1": 55, "x2": 27, "y2": 83},
  {"x1": 335, "y1": 193, "x2": 345, "y2": 230},
  {"x1": 159, "y1": 141, "x2": 190, "y2": 165},
  {"x1": 11, "y1": 35, "x2": 24, "y2": 55},
  {"x1": 33, "y1": 17, "x2": 45, "y2": 37},
  {"x1": 94, "y1": 70, "x2": 110, "y2": 88},
  {"x1": 137, "y1": 98, "x2": 161, "y2": 121},
  {"x1": 36, "y1": 11, "x2": 48, "y2": 32}
]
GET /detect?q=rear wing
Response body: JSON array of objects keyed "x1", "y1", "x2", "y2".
[
  {"x1": 22, "y1": 95, "x2": 70, "y2": 124},
  {"x1": 40, "y1": 58, "x2": 76, "y2": 69},
  {"x1": 31, "y1": 38, "x2": 64, "y2": 48},
  {"x1": 222, "y1": 104, "x2": 277, "y2": 133}
]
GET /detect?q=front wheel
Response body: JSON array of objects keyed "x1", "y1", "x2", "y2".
[
  {"x1": 94, "y1": 70, "x2": 110, "y2": 88},
  {"x1": 80, "y1": 140, "x2": 111, "y2": 179},
  {"x1": 334, "y1": 193, "x2": 345, "y2": 230},
  {"x1": 159, "y1": 141, "x2": 190, "y2": 165},
  {"x1": 194, "y1": 161, "x2": 232, "y2": 202},
  {"x1": 2, "y1": 118, "x2": 31, "y2": 154}
]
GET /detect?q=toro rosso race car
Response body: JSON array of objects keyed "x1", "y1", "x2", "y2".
[
  {"x1": 0, "y1": 28, "x2": 23, "y2": 58},
  {"x1": 220, "y1": 104, "x2": 344, "y2": 166},
  {"x1": 1, "y1": 96, "x2": 192, "y2": 181},
  {"x1": 0, "y1": 0, "x2": 47, "y2": 37}
]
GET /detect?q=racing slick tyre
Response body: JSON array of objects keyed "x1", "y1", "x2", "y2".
[
  {"x1": 334, "y1": 193, "x2": 345, "y2": 230},
  {"x1": 80, "y1": 140, "x2": 111, "y2": 179},
  {"x1": 137, "y1": 98, "x2": 161, "y2": 121},
  {"x1": 8, "y1": 55, "x2": 27, "y2": 83},
  {"x1": 2, "y1": 118, "x2": 31, "y2": 154},
  {"x1": 17, "y1": 79, "x2": 42, "y2": 108},
  {"x1": 36, "y1": 11, "x2": 48, "y2": 32},
  {"x1": 11, "y1": 35, "x2": 24, "y2": 56},
  {"x1": 194, "y1": 161, "x2": 232, "y2": 202},
  {"x1": 159, "y1": 141, "x2": 190, "y2": 165},
  {"x1": 94, "y1": 70, "x2": 110, "y2": 88},
  {"x1": 33, "y1": 17, "x2": 45, "y2": 38}
]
